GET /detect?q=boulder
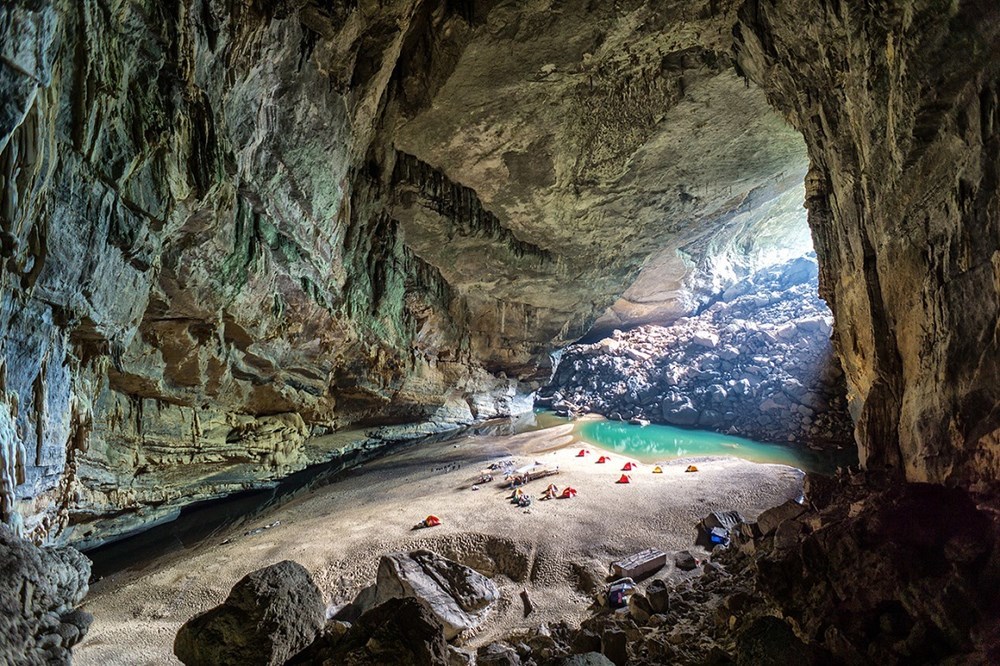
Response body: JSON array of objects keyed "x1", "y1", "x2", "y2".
[
  {"x1": 174, "y1": 560, "x2": 324, "y2": 666},
  {"x1": 601, "y1": 627, "x2": 629, "y2": 666},
  {"x1": 675, "y1": 551, "x2": 699, "y2": 571},
  {"x1": 628, "y1": 593, "x2": 652, "y2": 624},
  {"x1": 756, "y1": 500, "x2": 807, "y2": 537},
  {"x1": 374, "y1": 550, "x2": 499, "y2": 640},
  {"x1": 691, "y1": 331, "x2": 720, "y2": 349},
  {"x1": 478, "y1": 642, "x2": 522, "y2": 666},
  {"x1": 662, "y1": 399, "x2": 699, "y2": 426},
  {"x1": 645, "y1": 579, "x2": 670, "y2": 614},
  {"x1": 291, "y1": 596, "x2": 450, "y2": 665}
]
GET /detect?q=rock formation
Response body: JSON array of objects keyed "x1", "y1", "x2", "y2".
[
  {"x1": 468, "y1": 476, "x2": 1000, "y2": 665},
  {"x1": 372, "y1": 550, "x2": 500, "y2": 640},
  {"x1": 540, "y1": 255, "x2": 854, "y2": 446},
  {"x1": 0, "y1": 524, "x2": 92, "y2": 665},
  {"x1": 174, "y1": 559, "x2": 326, "y2": 666},
  {"x1": 1, "y1": 0, "x2": 999, "y2": 547},
  {"x1": 0, "y1": 0, "x2": 820, "y2": 547}
]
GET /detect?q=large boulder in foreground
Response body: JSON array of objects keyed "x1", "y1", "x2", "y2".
[
  {"x1": 290, "y1": 596, "x2": 450, "y2": 665},
  {"x1": 0, "y1": 525, "x2": 92, "y2": 665},
  {"x1": 374, "y1": 550, "x2": 500, "y2": 640},
  {"x1": 174, "y1": 560, "x2": 324, "y2": 666}
]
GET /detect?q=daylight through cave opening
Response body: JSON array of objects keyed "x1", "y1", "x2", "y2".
[{"x1": 539, "y1": 101, "x2": 854, "y2": 459}]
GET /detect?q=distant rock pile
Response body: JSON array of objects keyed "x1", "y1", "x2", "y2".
[{"x1": 539, "y1": 255, "x2": 854, "y2": 447}]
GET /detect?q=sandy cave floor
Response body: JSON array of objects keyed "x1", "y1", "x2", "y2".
[{"x1": 74, "y1": 422, "x2": 805, "y2": 665}]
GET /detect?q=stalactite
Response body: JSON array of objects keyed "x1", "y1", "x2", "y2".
[{"x1": 392, "y1": 151, "x2": 554, "y2": 268}]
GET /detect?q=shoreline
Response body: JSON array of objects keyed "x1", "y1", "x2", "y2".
[{"x1": 75, "y1": 422, "x2": 805, "y2": 665}]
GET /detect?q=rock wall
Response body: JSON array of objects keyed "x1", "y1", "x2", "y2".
[
  {"x1": 735, "y1": 0, "x2": 1000, "y2": 487},
  {"x1": 0, "y1": 0, "x2": 526, "y2": 545}
]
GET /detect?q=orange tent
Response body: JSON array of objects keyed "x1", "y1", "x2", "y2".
[
  {"x1": 424, "y1": 515, "x2": 441, "y2": 527},
  {"x1": 576, "y1": 449, "x2": 589, "y2": 457},
  {"x1": 622, "y1": 462, "x2": 635, "y2": 471},
  {"x1": 560, "y1": 487, "x2": 578, "y2": 499},
  {"x1": 617, "y1": 474, "x2": 631, "y2": 484},
  {"x1": 685, "y1": 465, "x2": 699, "y2": 473},
  {"x1": 596, "y1": 456, "x2": 609, "y2": 464}
]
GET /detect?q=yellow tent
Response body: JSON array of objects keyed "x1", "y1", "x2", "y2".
[{"x1": 652, "y1": 465, "x2": 663, "y2": 474}]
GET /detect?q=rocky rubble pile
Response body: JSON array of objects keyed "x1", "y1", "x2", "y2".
[
  {"x1": 480, "y1": 473, "x2": 1000, "y2": 666},
  {"x1": 172, "y1": 477, "x2": 1000, "y2": 665},
  {"x1": 539, "y1": 255, "x2": 854, "y2": 446}
]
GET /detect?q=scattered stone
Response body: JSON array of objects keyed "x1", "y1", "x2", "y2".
[
  {"x1": 520, "y1": 589, "x2": 534, "y2": 617},
  {"x1": 675, "y1": 551, "x2": 699, "y2": 571},
  {"x1": 692, "y1": 330, "x2": 720, "y2": 348},
  {"x1": 174, "y1": 560, "x2": 324, "y2": 666},
  {"x1": 645, "y1": 579, "x2": 670, "y2": 614}
]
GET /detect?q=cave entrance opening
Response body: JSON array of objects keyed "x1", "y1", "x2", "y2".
[{"x1": 538, "y1": 124, "x2": 856, "y2": 456}]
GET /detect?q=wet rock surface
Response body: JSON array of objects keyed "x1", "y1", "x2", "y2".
[
  {"x1": 174, "y1": 560, "x2": 325, "y2": 666},
  {"x1": 540, "y1": 256, "x2": 853, "y2": 446},
  {"x1": 0, "y1": 525, "x2": 92, "y2": 665}
]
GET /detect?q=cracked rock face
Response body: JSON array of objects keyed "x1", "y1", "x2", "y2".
[{"x1": 1, "y1": 0, "x2": 999, "y2": 546}]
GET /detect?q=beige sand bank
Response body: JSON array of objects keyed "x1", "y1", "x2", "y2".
[{"x1": 75, "y1": 422, "x2": 804, "y2": 665}]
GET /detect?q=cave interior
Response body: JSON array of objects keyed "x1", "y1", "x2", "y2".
[{"x1": 2, "y1": 1, "x2": 1000, "y2": 665}]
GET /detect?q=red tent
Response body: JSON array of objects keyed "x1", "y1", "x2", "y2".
[
  {"x1": 560, "y1": 487, "x2": 578, "y2": 499},
  {"x1": 617, "y1": 474, "x2": 631, "y2": 484},
  {"x1": 576, "y1": 449, "x2": 589, "y2": 457},
  {"x1": 596, "y1": 456, "x2": 609, "y2": 464},
  {"x1": 424, "y1": 515, "x2": 441, "y2": 527},
  {"x1": 622, "y1": 462, "x2": 635, "y2": 471}
]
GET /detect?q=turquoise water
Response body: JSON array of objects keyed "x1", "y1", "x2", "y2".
[{"x1": 575, "y1": 419, "x2": 855, "y2": 475}]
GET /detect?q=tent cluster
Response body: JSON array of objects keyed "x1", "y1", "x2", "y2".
[{"x1": 541, "y1": 483, "x2": 578, "y2": 500}]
